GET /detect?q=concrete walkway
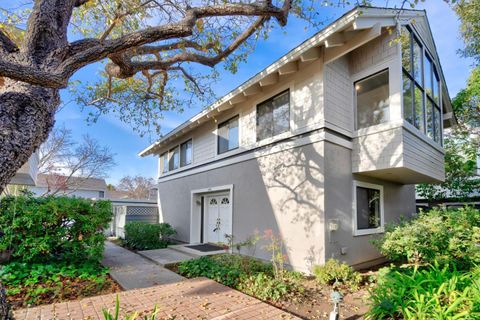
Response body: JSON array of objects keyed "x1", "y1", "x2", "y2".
[
  {"x1": 14, "y1": 278, "x2": 299, "y2": 320},
  {"x1": 138, "y1": 247, "x2": 197, "y2": 265},
  {"x1": 101, "y1": 241, "x2": 184, "y2": 290}
]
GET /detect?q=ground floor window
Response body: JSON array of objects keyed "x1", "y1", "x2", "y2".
[{"x1": 353, "y1": 181, "x2": 384, "y2": 236}]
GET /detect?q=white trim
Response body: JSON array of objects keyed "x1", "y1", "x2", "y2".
[
  {"x1": 352, "y1": 181, "x2": 385, "y2": 236},
  {"x1": 190, "y1": 185, "x2": 234, "y2": 244},
  {"x1": 159, "y1": 129, "x2": 352, "y2": 183}
]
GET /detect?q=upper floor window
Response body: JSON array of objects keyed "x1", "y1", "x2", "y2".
[
  {"x1": 169, "y1": 147, "x2": 179, "y2": 171},
  {"x1": 256, "y1": 90, "x2": 290, "y2": 141},
  {"x1": 355, "y1": 70, "x2": 390, "y2": 129},
  {"x1": 218, "y1": 116, "x2": 239, "y2": 154},
  {"x1": 160, "y1": 152, "x2": 168, "y2": 173},
  {"x1": 99, "y1": 191, "x2": 105, "y2": 198},
  {"x1": 401, "y1": 26, "x2": 442, "y2": 144},
  {"x1": 180, "y1": 139, "x2": 192, "y2": 167}
]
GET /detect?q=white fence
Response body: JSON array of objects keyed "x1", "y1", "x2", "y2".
[{"x1": 107, "y1": 199, "x2": 158, "y2": 238}]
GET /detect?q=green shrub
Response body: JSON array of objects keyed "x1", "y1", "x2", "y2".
[
  {"x1": 177, "y1": 254, "x2": 299, "y2": 301},
  {"x1": 124, "y1": 222, "x2": 176, "y2": 250},
  {"x1": 312, "y1": 259, "x2": 362, "y2": 290},
  {"x1": 366, "y1": 263, "x2": 480, "y2": 319},
  {"x1": 0, "y1": 195, "x2": 112, "y2": 263},
  {"x1": 178, "y1": 256, "x2": 243, "y2": 287},
  {"x1": 373, "y1": 206, "x2": 480, "y2": 269}
]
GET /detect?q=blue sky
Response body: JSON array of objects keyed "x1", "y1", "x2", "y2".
[{"x1": 51, "y1": 1, "x2": 474, "y2": 185}]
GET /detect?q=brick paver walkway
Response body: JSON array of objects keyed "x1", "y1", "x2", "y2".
[{"x1": 14, "y1": 278, "x2": 299, "y2": 320}]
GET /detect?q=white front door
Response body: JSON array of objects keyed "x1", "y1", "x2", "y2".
[{"x1": 204, "y1": 194, "x2": 231, "y2": 244}]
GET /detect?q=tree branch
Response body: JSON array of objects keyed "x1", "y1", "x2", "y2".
[
  {"x1": 60, "y1": 2, "x2": 288, "y2": 79},
  {"x1": 0, "y1": 29, "x2": 18, "y2": 54},
  {"x1": 105, "y1": 17, "x2": 267, "y2": 78}
]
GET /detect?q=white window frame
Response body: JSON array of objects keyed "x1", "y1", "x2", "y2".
[{"x1": 352, "y1": 181, "x2": 385, "y2": 236}]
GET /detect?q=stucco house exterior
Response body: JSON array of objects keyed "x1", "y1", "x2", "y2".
[{"x1": 140, "y1": 7, "x2": 454, "y2": 272}]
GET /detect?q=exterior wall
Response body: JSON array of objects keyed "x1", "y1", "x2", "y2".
[
  {"x1": 352, "y1": 123, "x2": 445, "y2": 183},
  {"x1": 158, "y1": 141, "x2": 326, "y2": 272},
  {"x1": 324, "y1": 56, "x2": 353, "y2": 133},
  {"x1": 158, "y1": 57, "x2": 325, "y2": 177},
  {"x1": 402, "y1": 126, "x2": 445, "y2": 181},
  {"x1": 28, "y1": 186, "x2": 104, "y2": 199},
  {"x1": 9, "y1": 153, "x2": 39, "y2": 186},
  {"x1": 323, "y1": 142, "x2": 416, "y2": 267}
]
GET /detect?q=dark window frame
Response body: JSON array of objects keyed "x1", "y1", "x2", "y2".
[
  {"x1": 354, "y1": 181, "x2": 384, "y2": 236},
  {"x1": 160, "y1": 152, "x2": 168, "y2": 173},
  {"x1": 217, "y1": 115, "x2": 239, "y2": 155},
  {"x1": 354, "y1": 68, "x2": 390, "y2": 130},
  {"x1": 402, "y1": 26, "x2": 442, "y2": 145},
  {"x1": 256, "y1": 89, "x2": 290, "y2": 142},
  {"x1": 180, "y1": 139, "x2": 193, "y2": 167},
  {"x1": 168, "y1": 146, "x2": 180, "y2": 171}
]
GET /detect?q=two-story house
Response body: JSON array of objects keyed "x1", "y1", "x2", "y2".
[{"x1": 140, "y1": 6, "x2": 455, "y2": 272}]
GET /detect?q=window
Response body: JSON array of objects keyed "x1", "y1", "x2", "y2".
[
  {"x1": 256, "y1": 90, "x2": 290, "y2": 141},
  {"x1": 160, "y1": 152, "x2": 168, "y2": 173},
  {"x1": 402, "y1": 26, "x2": 442, "y2": 144},
  {"x1": 218, "y1": 116, "x2": 239, "y2": 154},
  {"x1": 169, "y1": 147, "x2": 179, "y2": 171},
  {"x1": 99, "y1": 191, "x2": 105, "y2": 198},
  {"x1": 180, "y1": 139, "x2": 192, "y2": 167},
  {"x1": 355, "y1": 70, "x2": 390, "y2": 129},
  {"x1": 354, "y1": 182, "x2": 384, "y2": 236}
]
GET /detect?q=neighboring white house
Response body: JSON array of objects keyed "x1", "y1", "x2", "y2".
[
  {"x1": 140, "y1": 6, "x2": 454, "y2": 272},
  {"x1": 28, "y1": 174, "x2": 107, "y2": 199},
  {"x1": 8, "y1": 152, "x2": 39, "y2": 187}
]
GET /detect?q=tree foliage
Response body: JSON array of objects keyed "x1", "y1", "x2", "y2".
[
  {"x1": 116, "y1": 175, "x2": 155, "y2": 199},
  {"x1": 417, "y1": 1, "x2": 480, "y2": 202},
  {"x1": 453, "y1": 0, "x2": 480, "y2": 63}
]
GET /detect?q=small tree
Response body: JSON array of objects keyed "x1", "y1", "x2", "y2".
[
  {"x1": 116, "y1": 175, "x2": 155, "y2": 199},
  {"x1": 38, "y1": 126, "x2": 116, "y2": 195}
]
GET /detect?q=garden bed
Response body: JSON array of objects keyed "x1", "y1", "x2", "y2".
[
  {"x1": 165, "y1": 254, "x2": 370, "y2": 319},
  {"x1": 1, "y1": 261, "x2": 121, "y2": 309}
]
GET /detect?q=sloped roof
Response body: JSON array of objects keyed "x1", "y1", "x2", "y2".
[
  {"x1": 139, "y1": 6, "x2": 454, "y2": 157},
  {"x1": 35, "y1": 173, "x2": 107, "y2": 191}
]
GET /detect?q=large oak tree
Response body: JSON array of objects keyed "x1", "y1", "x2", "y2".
[{"x1": 0, "y1": 0, "x2": 300, "y2": 193}]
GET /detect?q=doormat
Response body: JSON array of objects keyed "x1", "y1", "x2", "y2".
[{"x1": 186, "y1": 243, "x2": 225, "y2": 252}]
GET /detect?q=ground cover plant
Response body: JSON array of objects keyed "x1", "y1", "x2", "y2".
[
  {"x1": 0, "y1": 194, "x2": 118, "y2": 308},
  {"x1": 366, "y1": 263, "x2": 480, "y2": 319},
  {"x1": 1, "y1": 261, "x2": 120, "y2": 309},
  {"x1": 123, "y1": 222, "x2": 176, "y2": 250}
]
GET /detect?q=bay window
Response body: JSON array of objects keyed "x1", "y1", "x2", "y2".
[
  {"x1": 355, "y1": 70, "x2": 390, "y2": 129},
  {"x1": 402, "y1": 26, "x2": 442, "y2": 144}
]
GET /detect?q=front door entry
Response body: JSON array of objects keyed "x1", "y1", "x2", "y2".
[{"x1": 204, "y1": 194, "x2": 231, "y2": 244}]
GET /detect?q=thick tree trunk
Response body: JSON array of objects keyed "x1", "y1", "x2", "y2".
[{"x1": 0, "y1": 78, "x2": 59, "y2": 193}]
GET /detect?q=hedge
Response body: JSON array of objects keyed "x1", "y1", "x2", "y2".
[{"x1": 0, "y1": 195, "x2": 112, "y2": 263}]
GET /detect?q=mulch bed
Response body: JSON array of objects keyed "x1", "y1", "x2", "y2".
[
  {"x1": 7, "y1": 274, "x2": 121, "y2": 309},
  {"x1": 272, "y1": 278, "x2": 370, "y2": 319}
]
